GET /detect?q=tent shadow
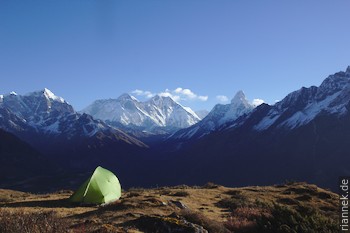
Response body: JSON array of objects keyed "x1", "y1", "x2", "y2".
[
  {"x1": 67, "y1": 201, "x2": 127, "y2": 220},
  {"x1": 0, "y1": 198, "x2": 79, "y2": 208},
  {"x1": 69, "y1": 209, "x2": 100, "y2": 219}
]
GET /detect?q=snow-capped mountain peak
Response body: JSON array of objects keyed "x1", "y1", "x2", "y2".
[
  {"x1": 317, "y1": 71, "x2": 350, "y2": 97},
  {"x1": 0, "y1": 88, "x2": 146, "y2": 158},
  {"x1": 148, "y1": 95, "x2": 175, "y2": 106},
  {"x1": 231, "y1": 90, "x2": 250, "y2": 107},
  {"x1": 43, "y1": 88, "x2": 65, "y2": 103},
  {"x1": 117, "y1": 93, "x2": 139, "y2": 102},
  {"x1": 169, "y1": 90, "x2": 255, "y2": 140},
  {"x1": 346, "y1": 65, "x2": 350, "y2": 74},
  {"x1": 183, "y1": 106, "x2": 200, "y2": 119},
  {"x1": 25, "y1": 88, "x2": 66, "y2": 103},
  {"x1": 82, "y1": 93, "x2": 200, "y2": 133},
  {"x1": 231, "y1": 90, "x2": 245, "y2": 102},
  {"x1": 254, "y1": 66, "x2": 350, "y2": 131},
  {"x1": 218, "y1": 90, "x2": 254, "y2": 125}
]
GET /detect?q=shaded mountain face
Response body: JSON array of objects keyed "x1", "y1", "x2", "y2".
[
  {"x1": 164, "y1": 67, "x2": 350, "y2": 190},
  {"x1": 0, "y1": 89, "x2": 147, "y2": 170},
  {"x1": 0, "y1": 129, "x2": 57, "y2": 190},
  {"x1": 81, "y1": 94, "x2": 200, "y2": 134},
  {"x1": 168, "y1": 91, "x2": 254, "y2": 141}
]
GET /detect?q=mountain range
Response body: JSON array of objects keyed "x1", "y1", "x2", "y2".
[
  {"x1": 0, "y1": 89, "x2": 147, "y2": 174},
  {"x1": 81, "y1": 93, "x2": 201, "y2": 135},
  {"x1": 164, "y1": 66, "x2": 350, "y2": 190},
  {"x1": 168, "y1": 90, "x2": 254, "y2": 141},
  {"x1": 1, "y1": 66, "x2": 350, "y2": 191}
]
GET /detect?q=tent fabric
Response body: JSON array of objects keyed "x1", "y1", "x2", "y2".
[{"x1": 69, "y1": 166, "x2": 121, "y2": 204}]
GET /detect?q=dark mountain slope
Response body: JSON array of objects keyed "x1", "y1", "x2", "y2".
[
  {"x1": 0, "y1": 129, "x2": 59, "y2": 190},
  {"x1": 0, "y1": 89, "x2": 149, "y2": 171},
  {"x1": 161, "y1": 67, "x2": 350, "y2": 190}
]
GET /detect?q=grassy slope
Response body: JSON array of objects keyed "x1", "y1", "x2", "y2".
[{"x1": 0, "y1": 182, "x2": 339, "y2": 233}]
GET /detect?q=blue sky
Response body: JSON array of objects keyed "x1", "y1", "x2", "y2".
[{"x1": 1, "y1": 1, "x2": 350, "y2": 111}]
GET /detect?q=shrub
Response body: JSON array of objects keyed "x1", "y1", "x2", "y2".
[
  {"x1": 224, "y1": 217, "x2": 256, "y2": 233},
  {"x1": 0, "y1": 209, "x2": 69, "y2": 233},
  {"x1": 225, "y1": 190, "x2": 242, "y2": 196},
  {"x1": 180, "y1": 209, "x2": 230, "y2": 233},
  {"x1": 171, "y1": 191, "x2": 190, "y2": 197},
  {"x1": 295, "y1": 194, "x2": 312, "y2": 201},
  {"x1": 318, "y1": 192, "x2": 332, "y2": 200},
  {"x1": 224, "y1": 207, "x2": 271, "y2": 232},
  {"x1": 158, "y1": 189, "x2": 172, "y2": 195},
  {"x1": 172, "y1": 185, "x2": 191, "y2": 189},
  {"x1": 0, "y1": 197, "x2": 13, "y2": 203},
  {"x1": 203, "y1": 182, "x2": 220, "y2": 189},
  {"x1": 256, "y1": 203, "x2": 339, "y2": 233},
  {"x1": 277, "y1": 198, "x2": 299, "y2": 205},
  {"x1": 216, "y1": 195, "x2": 248, "y2": 210},
  {"x1": 127, "y1": 192, "x2": 141, "y2": 198}
]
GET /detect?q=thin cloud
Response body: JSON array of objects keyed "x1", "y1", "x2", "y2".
[
  {"x1": 132, "y1": 88, "x2": 208, "y2": 102},
  {"x1": 131, "y1": 89, "x2": 155, "y2": 98},
  {"x1": 158, "y1": 89, "x2": 181, "y2": 102},
  {"x1": 252, "y1": 98, "x2": 265, "y2": 107},
  {"x1": 216, "y1": 95, "x2": 229, "y2": 102},
  {"x1": 174, "y1": 87, "x2": 208, "y2": 101},
  {"x1": 198, "y1": 95, "x2": 208, "y2": 101}
]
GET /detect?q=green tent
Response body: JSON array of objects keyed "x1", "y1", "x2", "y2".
[{"x1": 69, "y1": 166, "x2": 121, "y2": 204}]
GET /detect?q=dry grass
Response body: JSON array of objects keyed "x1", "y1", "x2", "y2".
[
  {"x1": 0, "y1": 189, "x2": 31, "y2": 203},
  {"x1": 180, "y1": 209, "x2": 230, "y2": 233},
  {"x1": 0, "y1": 209, "x2": 69, "y2": 233},
  {"x1": 170, "y1": 191, "x2": 190, "y2": 197},
  {"x1": 224, "y1": 207, "x2": 271, "y2": 232},
  {"x1": 0, "y1": 182, "x2": 339, "y2": 232}
]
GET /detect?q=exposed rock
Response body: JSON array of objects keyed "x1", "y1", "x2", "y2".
[
  {"x1": 170, "y1": 200, "x2": 188, "y2": 209},
  {"x1": 131, "y1": 215, "x2": 208, "y2": 233}
]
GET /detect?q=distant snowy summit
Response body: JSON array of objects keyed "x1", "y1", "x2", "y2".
[
  {"x1": 0, "y1": 88, "x2": 146, "y2": 148},
  {"x1": 169, "y1": 66, "x2": 350, "y2": 141},
  {"x1": 0, "y1": 88, "x2": 74, "y2": 124},
  {"x1": 253, "y1": 66, "x2": 350, "y2": 131},
  {"x1": 81, "y1": 94, "x2": 201, "y2": 134},
  {"x1": 169, "y1": 90, "x2": 255, "y2": 140},
  {"x1": 2, "y1": 66, "x2": 349, "y2": 149}
]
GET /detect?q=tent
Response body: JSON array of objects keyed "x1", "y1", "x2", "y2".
[{"x1": 69, "y1": 166, "x2": 121, "y2": 204}]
